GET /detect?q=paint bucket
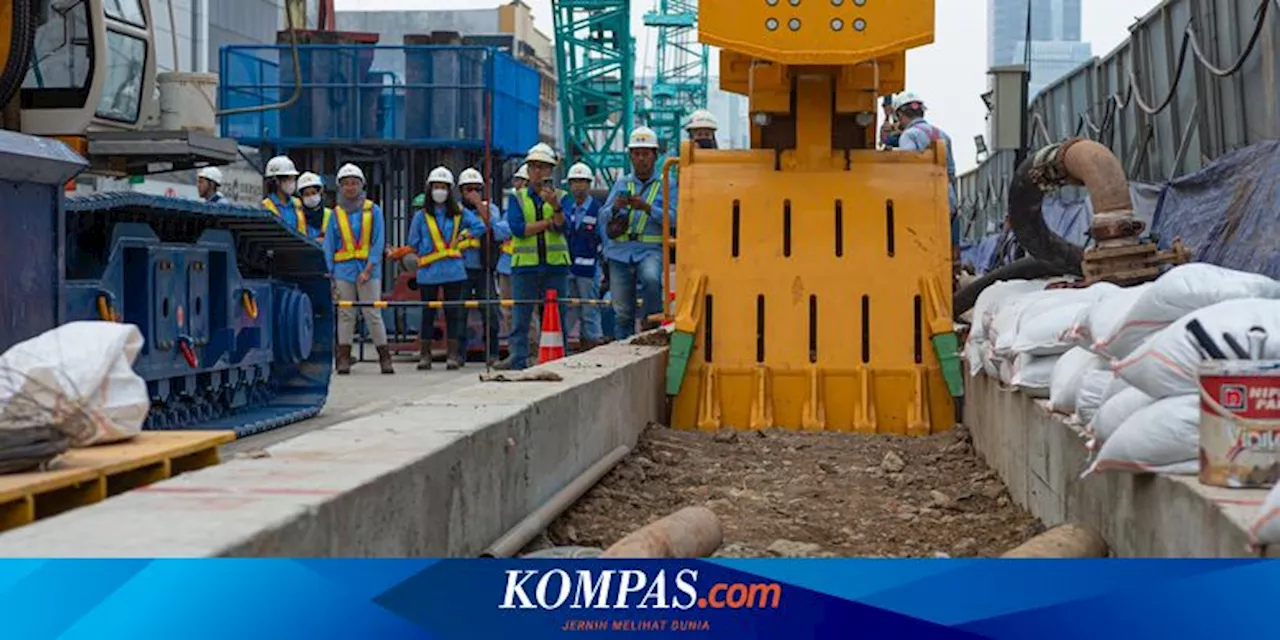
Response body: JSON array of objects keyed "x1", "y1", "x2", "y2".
[{"x1": 1198, "y1": 360, "x2": 1280, "y2": 488}]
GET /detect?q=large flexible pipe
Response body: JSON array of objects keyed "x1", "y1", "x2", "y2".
[
  {"x1": 599, "y1": 506, "x2": 723, "y2": 558},
  {"x1": 1001, "y1": 523, "x2": 1109, "y2": 558},
  {"x1": 480, "y1": 445, "x2": 630, "y2": 558},
  {"x1": 953, "y1": 256, "x2": 1066, "y2": 319}
]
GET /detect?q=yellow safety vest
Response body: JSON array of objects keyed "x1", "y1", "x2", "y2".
[
  {"x1": 317, "y1": 207, "x2": 332, "y2": 240},
  {"x1": 511, "y1": 189, "x2": 569, "y2": 268},
  {"x1": 333, "y1": 200, "x2": 375, "y2": 262},
  {"x1": 625, "y1": 180, "x2": 663, "y2": 244},
  {"x1": 500, "y1": 239, "x2": 513, "y2": 256},
  {"x1": 417, "y1": 209, "x2": 465, "y2": 268},
  {"x1": 263, "y1": 196, "x2": 306, "y2": 234}
]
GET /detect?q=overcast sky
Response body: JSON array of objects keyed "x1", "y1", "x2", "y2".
[{"x1": 334, "y1": 0, "x2": 1162, "y2": 171}]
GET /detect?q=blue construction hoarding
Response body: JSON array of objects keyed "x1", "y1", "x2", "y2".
[{"x1": 218, "y1": 45, "x2": 540, "y2": 156}]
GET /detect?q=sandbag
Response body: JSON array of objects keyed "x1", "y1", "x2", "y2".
[
  {"x1": 1087, "y1": 394, "x2": 1199, "y2": 475},
  {"x1": 1089, "y1": 386, "x2": 1155, "y2": 443},
  {"x1": 0, "y1": 322, "x2": 149, "y2": 447},
  {"x1": 1013, "y1": 300, "x2": 1093, "y2": 357},
  {"x1": 1115, "y1": 298, "x2": 1280, "y2": 399},
  {"x1": 1094, "y1": 264, "x2": 1280, "y2": 360},
  {"x1": 1011, "y1": 353, "x2": 1058, "y2": 398},
  {"x1": 967, "y1": 279, "x2": 1053, "y2": 375},
  {"x1": 1249, "y1": 484, "x2": 1280, "y2": 546},
  {"x1": 1048, "y1": 347, "x2": 1105, "y2": 414},
  {"x1": 1074, "y1": 369, "x2": 1115, "y2": 425},
  {"x1": 1065, "y1": 283, "x2": 1152, "y2": 356}
]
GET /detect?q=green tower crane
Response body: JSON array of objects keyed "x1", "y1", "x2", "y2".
[
  {"x1": 552, "y1": 0, "x2": 635, "y2": 187},
  {"x1": 639, "y1": 0, "x2": 709, "y2": 153}
]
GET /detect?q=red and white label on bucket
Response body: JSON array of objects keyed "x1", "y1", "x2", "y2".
[{"x1": 1205, "y1": 377, "x2": 1280, "y2": 418}]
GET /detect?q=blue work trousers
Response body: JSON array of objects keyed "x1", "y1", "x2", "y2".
[
  {"x1": 509, "y1": 270, "x2": 569, "y2": 370},
  {"x1": 565, "y1": 272, "x2": 603, "y2": 345},
  {"x1": 608, "y1": 255, "x2": 662, "y2": 340},
  {"x1": 464, "y1": 268, "x2": 501, "y2": 359}
]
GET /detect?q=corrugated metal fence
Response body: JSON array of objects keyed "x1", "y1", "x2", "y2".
[{"x1": 957, "y1": 0, "x2": 1280, "y2": 240}]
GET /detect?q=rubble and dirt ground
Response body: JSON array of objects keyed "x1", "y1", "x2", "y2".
[{"x1": 534, "y1": 424, "x2": 1043, "y2": 558}]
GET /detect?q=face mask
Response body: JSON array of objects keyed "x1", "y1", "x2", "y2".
[
  {"x1": 695, "y1": 138, "x2": 716, "y2": 149},
  {"x1": 303, "y1": 194, "x2": 322, "y2": 209},
  {"x1": 431, "y1": 189, "x2": 449, "y2": 204},
  {"x1": 281, "y1": 180, "x2": 297, "y2": 196}
]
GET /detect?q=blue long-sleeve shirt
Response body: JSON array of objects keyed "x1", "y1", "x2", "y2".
[
  {"x1": 407, "y1": 204, "x2": 487, "y2": 286},
  {"x1": 323, "y1": 200, "x2": 385, "y2": 284},
  {"x1": 264, "y1": 194, "x2": 308, "y2": 236},
  {"x1": 561, "y1": 192, "x2": 606, "y2": 279},
  {"x1": 462, "y1": 202, "x2": 508, "y2": 271},
  {"x1": 505, "y1": 187, "x2": 569, "y2": 276},
  {"x1": 599, "y1": 173, "x2": 677, "y2": 264},
  {"x1": 895, "y1": 119, "x2": 957, "y2": 215}
]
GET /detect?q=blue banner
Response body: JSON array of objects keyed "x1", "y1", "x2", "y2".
[{"x1": 1, "y1": 559, "x2": 1273, "y2": 638}]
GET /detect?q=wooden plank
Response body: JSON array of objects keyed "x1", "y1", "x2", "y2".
[{"x1": 69, "y1": 432, "x2": 234, "y2": 476}]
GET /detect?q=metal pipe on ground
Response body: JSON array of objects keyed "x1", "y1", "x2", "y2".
[
  {"x1": 1000, "y1": 523, "x2": 1109, "y2": 558},
  {"x1": 480, "y1": 445, "x2": 631, "y2": 558},
  {"x1": 600, "y1": 506, "x2": 723, "y2": 559}
]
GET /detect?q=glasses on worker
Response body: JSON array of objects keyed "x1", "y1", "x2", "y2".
[{"x1": 462, "y1": 186, "x2": 482, "y2": 194}]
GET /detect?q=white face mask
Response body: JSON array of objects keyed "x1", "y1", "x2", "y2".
[
  {"x1": 303, "y1": 194, "x2": 322, "y2": 209},
  {"x1": 281, "y1": 180, "x2": 297, "y2": 196},
  {"x1": 431, "y1": 189, "x2": 449, "y2": 204}
]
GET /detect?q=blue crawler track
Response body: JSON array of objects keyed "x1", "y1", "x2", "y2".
[{"x1": 63, "y1": 194, "x2": 333, "y2": 438}]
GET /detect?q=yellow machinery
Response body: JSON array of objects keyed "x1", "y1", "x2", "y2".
[{"x1": 665, "y1": 0, "x2": 963, "y2": 434}]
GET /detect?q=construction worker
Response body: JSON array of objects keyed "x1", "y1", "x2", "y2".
[
  {"x1": 502, "y1": 142, "x2": 569, "y2": 370},
  {"x1": 879, "y1": 95, "x2": 901, "y2": 148},
  {"x1": 457, "y1": 167, "x2": 509, "y2": 366},
  {"x1": 297, "y1": 171, "x2": 332, "y2": 241},
  {"x1": 262, "y1": 155, "x2": 308, "y2": 236},
  {"x1": 511, "y1": 163, "x2": 530, "y2": 195},
  {"x1": 324, "y1": 163, "x2": 393, "y2": 375},
  {"x1": 561, "y1": 162, "x2": 605, "y2": 351},
  {"x1": 892, "y1": 92, "x2": 958, "y2": 246},
  {"x1": 405, "y1": 166, "x2": 487, "y2": 371},
  {"x1": 684, "y1": 109, "x2": 719, "y2": 149},
  {"x1": 196, "y1": 167, "x2": 226, "y2": 204},
  {"x1": 601, "y1": 126, "x2": 677, "y2": 340}
]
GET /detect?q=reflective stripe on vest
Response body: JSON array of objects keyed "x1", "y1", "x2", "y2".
[
  {"x1": 333, "y1": 200, "x2": 374, "y2": 262},
  {"x1": 319, "y1": 207, "x2": 332, "y2": 239},
  {"x1": 263, "y1": 196, "x2": 306, "y2": 234},
  {"x1": 626, "y1": 180, "x2": 663, "y2": 244},
  {"x1": 511, "y1": 190, "x2": 569, "y2": 268},
  {"x1": 500, "y1": 240, "x2": 513, "y2": 255},
  {"x1": 418, "y1": 210, "x2": 464, "y2": 268}
]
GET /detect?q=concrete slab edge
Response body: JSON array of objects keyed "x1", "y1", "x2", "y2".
[
  {"x1": 0, "y1": 343, "x2": 667, "y2": 557},
  {"x1": 964, "y1": 373, "x2": 1278, "y2": 558}
]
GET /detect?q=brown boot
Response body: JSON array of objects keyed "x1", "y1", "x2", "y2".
[
  {"x1": 377, "y1": 346, "x2": 395, "y2": 374},
  {"x1": 417, "y1": 339, "x2": 433, "y2": 370},
  {"x1": 446, "y1": 340, "x2": 462, "y2": 370},
  {"x1": 335, "y1": 345, "x2": 353, "y2": 375}
]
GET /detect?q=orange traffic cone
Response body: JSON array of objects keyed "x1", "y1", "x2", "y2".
[{"x1": 538, "y1": 289, "x2": 566, "y2": 364}]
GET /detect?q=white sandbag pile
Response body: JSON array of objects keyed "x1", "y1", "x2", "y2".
[{"x1": 1049, "y1": 347, "x2": 1106, "y2": 414}]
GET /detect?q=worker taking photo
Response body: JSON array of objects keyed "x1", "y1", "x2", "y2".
[{"x1": 601, "y1": 126, "x2": 677, "y2": 340}]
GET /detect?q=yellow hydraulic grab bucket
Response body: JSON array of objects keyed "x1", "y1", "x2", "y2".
[{"x1": 667, "y1": 141, "x2": 957, "y2": 435}]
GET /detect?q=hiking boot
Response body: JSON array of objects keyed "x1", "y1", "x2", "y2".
[
  {"x1": 417, "y1": 340, "x2": 433, "y2": 370},
  {"x1": 336, "y1": 345, "x2": 353, "y2": 375},
  {"x1": 446, "y1": 340, "x2": 463, "y2": 370},
  {"x1": 377, "y1": 346, "x2": 395, "y2": 374}
]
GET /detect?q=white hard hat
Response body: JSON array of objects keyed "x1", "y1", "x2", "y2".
[
  {"x1": 427, "y1": 166, "x2": 455, "y2": 186},
  {"x1": 525, "y1": 143, "x2": 558, "y2": 166},
  {"x1": 628, "y1": 126, "x2": 660, "y2": 150},
  {"x1": 893, "y1": 91, "x2": 925, "y2": 112},
  {"x1": 265, "y1": 155, "x2": 299, "y2": 178},
  {"x1": 336, "y1": 163, "x2": 365, "y2": 184},
  {"x1": 514, "y1": 164, "x2": 529, "y2": 181},
  {"x1": 297, "y1": 171, "x2": 323, "y2": 192},
  {"x1": 566, "y1": 162, "x2": 593, "y2": 181},
  {"x1": 458, "y1": 168, "x2": 484, "y2": 187},
  {"x1": 685, "y1": 109, "x2": 719, "y2": 131},
  {"x1": 196, "y1": 166, "x2": 223, "y2": 185}
]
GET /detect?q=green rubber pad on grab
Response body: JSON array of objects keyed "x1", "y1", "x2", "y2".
[
  {"x1": 666, "y1": 331, "x2": 695, "y2": 397},
  {"x1": 932, "y1": 332, "x2": 965, "y2": 398}
]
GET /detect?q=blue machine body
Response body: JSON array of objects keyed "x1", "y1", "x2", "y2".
[{"x1": 61, "y1": 193, "x2": 333, "y2": 437}]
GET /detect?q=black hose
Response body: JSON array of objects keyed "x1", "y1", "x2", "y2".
[
  {"x1": 953, "y1": 256, "x2": 1072, "y2": 320},
  {"x1": 0, "y1": 0, "x2": 38, "y2": 111},
  {"x1": 1007, "y1": 155, "x2": 1085, "y2": 273}
]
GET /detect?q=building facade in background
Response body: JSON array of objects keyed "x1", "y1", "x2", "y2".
[{"x1": 988, "y1": 0, "x2": 1092, "y2": 98}]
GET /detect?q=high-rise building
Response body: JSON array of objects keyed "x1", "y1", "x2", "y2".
[{"x1": 988, "y1": 0, "x2": 1092, "y2": 98}]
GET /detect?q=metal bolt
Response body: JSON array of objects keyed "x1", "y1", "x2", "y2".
[
  {"x1": 854, "y1": 0, "x2": 865, "y2": 4},
  {"x1": 766, "y1": 17, "x2": 779, "y2": 30},
  {"x1": 854, "y1": 18, "x2": 866, "y2": 30},
  {"x1": 789, "y1": 18, "x2": 801, "y2": 30},
  {"x1": 831, "y1": 0, "x2": 843, "y2": 4},
  {"x1": 831, "y1": 18, "x2": 844, "y2": 30},
  {"x1": 788, "y1": 0, "x2": 800, "y2": 5},
  {"x1": 766, "y1": 0, "x2": 778, "y2": 4}
]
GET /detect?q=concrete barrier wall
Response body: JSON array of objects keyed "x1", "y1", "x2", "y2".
[
  {"x1": 965, "y1": 374, "x2": 1276, "y2": 558},
  {"x1": 0, "y1": 344, "x2": 667, "y2": 557}
]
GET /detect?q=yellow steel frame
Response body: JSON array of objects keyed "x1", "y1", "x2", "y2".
[{"x1": 668, "y1": 0, "x2": 955, "y2": 434}]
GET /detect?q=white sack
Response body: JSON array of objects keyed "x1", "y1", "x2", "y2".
[
  {"x1": 1074, "y1": 369, "x2": 1116, "y2": 426},
  {"x1": 1066, "y1": 283, "x2": 1153, "y2": 356},
  {"x1": 1249, "y1": 484, "x2": 1280, "y2": 546},
  {"x1": 0, "y1": 322, "x2": 148, "y2": 446},
  {"x1": 967, "y1": 279, "x2": 1053, "y2": 376},
  {"x1": 1087, "y1": 394, "x2": 1200, "y2": 475},
  {"x1": 1089, "y1": 386, "x2": 1156, "y2": 443},
  {"x1": 1013, "y1": 300, "x2": 1093, "y2": 357},
  {"x1": 1115, "y1": 298, "x2": 1280, "y2": 399},
  {"x1": 1094, "y1": 264, "x2": 1280, "y2": 360},
  {"x1": 1049, "y1": 347, "x2": 1106, "y2": 414},
  {"x1": 1011, "y1": 353, "x2": 1058, "y2": 398}
]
